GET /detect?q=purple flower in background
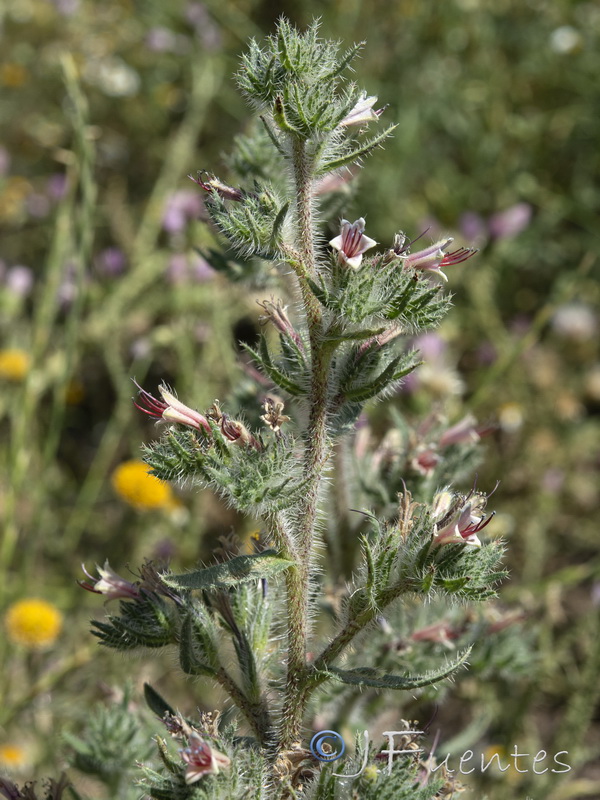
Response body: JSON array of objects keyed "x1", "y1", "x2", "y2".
[
  {"x1": 47, "y1": 173, "x2": 69, "y2": 201},
  {"x1": 459, "y1": 211, "x2": 487, "y2": 243},
  {"x1": 0, "y1": 146, "x2": 10, "y2": 177},
  {"x1": 459, "y1": 203, "x2": 533, "y2": 244},
  {"x1": 475, "y1": 341, "x2": 497, "y2": 366},
  {"x1": 57, "y1": 261, "x2": 83, "y2": 309},
  {"x1": 438, "y1": 414, "x2": 481, "y2": 448},
  {"x1": 95, "y1": 247, "x2": 127, "y2": 277},
  {"x1": 416, "y1": 216, "x2": 442, "y2": 238},
  {"x1": 162, "y1": 190, "x2": 205, "y2": 233},
  {"x1": 541, "y1": 468, "x2": 565, "y2": 494},
  {"x1": 185, "y1": 3, "x2": 222, "y2": 50},
  {"x1": 5, "y1": 266, "x2": 34, "y2": 298},
  {"x1": 49, "y1": 0, "x2": 80, "y2": 16},
  {"x1": 167, "y1": 254, "x2": 188, "y2": 282},
  {"x1": 146, "y1": 27, "x2": 177, "y2": 52},
  {"x1": 412, "y1": 331, "x2": 447, "y2": 361},
  {"x1": 167, "y1": 252, "x2": 215, "y2": 284},
  {"x1": 26, "y1": 193, "x2": 51, "y2": 218},
  {"x1": 189, "y1": 253, "x2": 214, "y2": 282},
  {"x1": 488, "y1": 202, "x2": 532, "y2": 239}
]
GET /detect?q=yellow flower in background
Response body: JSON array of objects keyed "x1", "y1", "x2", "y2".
[
  {"x1": 0, "y1": 348, "x2": 31, "y2": 382},
  {"x1": 4, "y1": 598, "x2": 63, "y2": 649},
  {"x1": 0, "y1": 177, "x2": 32, "y2": 223},
  {"x1": 0, "y1": 744, "x2": 26, "y2": 769},
  {"x1": 111, "y1": 459, "x2": 174, "y2": 510},
  {"x1": 0, "y1": 63, "x2": 28, "y2": 88}
]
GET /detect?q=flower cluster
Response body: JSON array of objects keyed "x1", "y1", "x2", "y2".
[{"x1": 135, "y1": 382, "x2": 264, "y2": 449}]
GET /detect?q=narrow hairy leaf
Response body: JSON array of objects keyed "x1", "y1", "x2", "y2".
[
  {"x1": 143, "y1": 683, "x2": 176, "y2": 719},
  {"x1": 344, "y1": 352, "x2": 419, "y2": 402},
  {"x1": 162, "y1": 550, "x2": 294, "y2": 590},
  {"x1": 323, "y1": 648, "x2": 471, "y2": 690},
  {"x1": 316, "y1": 125, "x2": 397, "y2": 174}
]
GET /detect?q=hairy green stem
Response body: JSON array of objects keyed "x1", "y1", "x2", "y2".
[
  {"x1": 305, "y1": 583, "x2": 412, "y2": 698},
  {"x1": 279, "y1": 137, "x2": 334, "y2": 749},
  {"x1": 215, "y1": 668, "x2": 272, "y2": 745}
]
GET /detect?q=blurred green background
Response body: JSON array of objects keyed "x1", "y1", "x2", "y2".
[{"x1": 0, "y1": 1, "x2": 598, "y2": 797}]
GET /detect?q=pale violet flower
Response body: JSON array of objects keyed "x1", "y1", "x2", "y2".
[
  {"x1": 488, "y1": 203, "x2": 532, "y2": 239},
  {"x1": 399, "y1": 237, "x2": 477, "y2": 282},
  {"x1": 79, "y1": 561, "x2": 140, "y2": 600},
  {"x1": 432, "y1": 492, "x2": 494, "y2": 548},
  {"x1": 134, "y1": 382, "x2": 212, "y2": 433},
  {"x1": 181, "y1": 732, "x2": 230, "y2": 784},
  {"x1": 339, "y1": 94, "x2": 382, "y2": 127},
  {"x1": 439, "y1": 414, "x2": 481, "y2": 448},
  {"x1": 329, "y1": 218, "x2": 377, "y2": 269}
]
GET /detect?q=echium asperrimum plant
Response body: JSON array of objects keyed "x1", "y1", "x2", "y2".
[{"x1": 83, "y1": 20, "x2": 506, "y2": 800}]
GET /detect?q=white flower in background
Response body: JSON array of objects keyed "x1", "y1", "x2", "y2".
[
  {"x1": 550, "y1": 26, "x2": 582, "y2": 54},
  {"x1": 84, "y1": 57, "x2": 140, "y2": 97}
]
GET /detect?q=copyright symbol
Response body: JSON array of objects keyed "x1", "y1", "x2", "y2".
[{"x1": 310, "y1": 730, "x2": 346, "y2": 762}]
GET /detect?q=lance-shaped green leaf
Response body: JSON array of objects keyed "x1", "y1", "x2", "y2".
[
  {"x1": 316, "y1": 124, "x2": 397, "y2": 174},
  {"x1": 306, "y1": 275, "x2": 334, "y2": 309},
  {"x1": 143, "y1": 683, "x2": 176, "y2": 720},
  {"x1": 162, "y1": 550, "x2": 294, "y2": 591},
  {"x1": 343, "y1": 351, "x2": 420, "y2": 402},
  {"x1": 259, "y1": 114, "x2": 287, "y2": 157},
  {"x1": 321, "y1": 647, "x2": 471, "y2": 690},
  {"x1": 155, "y1": 737, "x2": 181, "y2": 775},
  {"x1": 323, "y1": 325, "x2": 387, "y2": 345},
  {"x1": 178, "y1": 611, "x2": 219, "y2": 677},
  {"x1": 243, "y1": 337, "x2": 305, "y2": 396},
  {"x1": 320, "y1": 42, "x2": 364, "y2": 83},
  {"x1": 440, "y1": 576, "x2": 472, "y2": 592},
  {"x1": 271, "y1": 200, "x2": 289, "y2": 246}
]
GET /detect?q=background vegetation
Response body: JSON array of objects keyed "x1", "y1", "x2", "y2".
[{"x1": 1, "y1": 1, "x2": 598, "y2": 798}]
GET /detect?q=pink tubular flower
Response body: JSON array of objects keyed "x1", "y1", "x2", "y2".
[
  {"x1": 432, "y1": 492, "x2": 494, "y2": 548},
  {"x1": 220, "y1": 415, "x2": 261, "y2": 450},
  {"x1": 181, "y1": 732, "x2": 231, "y2": 784},
  {"x1": 329, "y1": 218, "x2": 377, "y2": 269},
  {"x1": 400, "y1": 238, "x2": 477, "y2": 281},
  {"x1": 438, "y1": 414, "x2": 481, "y2": 448},
  {"x1": 162, "y1": 190, "x2": 205, "y2": 233},
  {"x1": 411, "y1": 445, "x2": 441, "y2": 477},
  {"x1": 411, "y1": 621, "x2": 458, "y2": 646},
  {"x1": 79, "y1": 561, "x2": 140, "y2": 600},
  {"x1": 339, "y1": 94, "x2": 383, "y2": 127},
  {"x1": 134, "y1": 382, "x2": 211, "y2": 434},
  {"x1": 488, "y1": 202, "x2": 532, "y2": 240}
]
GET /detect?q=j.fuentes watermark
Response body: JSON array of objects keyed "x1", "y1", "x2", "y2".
[{"x1": 309, "y1": 729, "x2": 571, "y2": 778}]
